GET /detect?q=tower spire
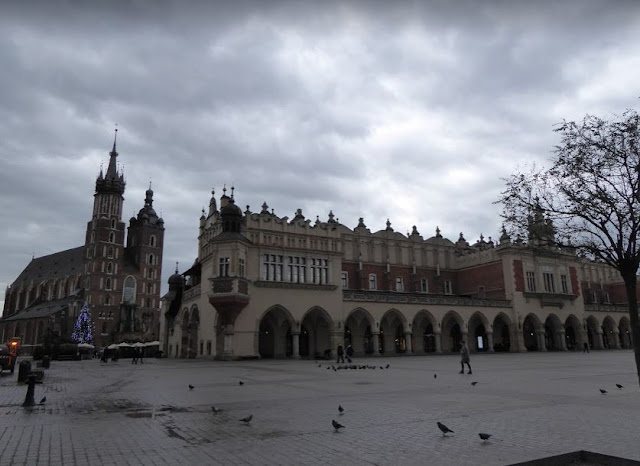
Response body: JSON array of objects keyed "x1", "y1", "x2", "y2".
[{"x1": 112, "y1": 124, "x2": 118, "y2": 153}]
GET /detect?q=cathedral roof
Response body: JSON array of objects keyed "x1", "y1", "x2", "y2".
[
  {"x1": 11, "y1": 246, "x2": 85, "y2": 288},
  {"x1": 1, "y1": 291, "x2": 83, "y2": 321}
]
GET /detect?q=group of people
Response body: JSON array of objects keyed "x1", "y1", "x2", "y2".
[{"x1": 335, "y1": 340, "x2": 473, "y2": 375}]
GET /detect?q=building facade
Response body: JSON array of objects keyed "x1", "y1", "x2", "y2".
[
  {"x1": 1, "y1": 134, "x2": 165, "y2": 352},
  {"x1": 160, "y1": 189, "x2": 633, "y2": 360}
]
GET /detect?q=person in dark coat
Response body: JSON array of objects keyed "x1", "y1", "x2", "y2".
[
  {"x1": 336, "y1": 344, "x2": 345, "y2": 363},
  {"x1": 459, "y1": 340, "x2": 471, "y2": 374}
]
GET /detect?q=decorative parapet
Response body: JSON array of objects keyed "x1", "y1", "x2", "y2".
[
  {"x1": 182, "y1": 284, "x2": 201, "y2": 302},
  {"x1": 210, "y1": 277, "x2": 250, "y2": 296},
  {"x1": 522, "y1": 291, "x2": 577, "y2": 309},
  {"x1": 342, "y1": 290, "x2": 511, "y2": 307},
  {"x1": 253, "y1": 281, "x2": 338, "y2": 291},
  {"x1": 584, "y1": 303, "x2": 628, "y2": 313}
]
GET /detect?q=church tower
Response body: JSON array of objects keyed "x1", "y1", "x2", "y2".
[{"x1": 84, "y1": 129, "x2": 126, "y2": 319}]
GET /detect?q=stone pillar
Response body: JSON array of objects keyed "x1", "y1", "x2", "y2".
[
  {"x1": 222, "y1": 325, "x2": 234, "y2": 361},
  {"x1": 486, "y1": 332, "x2": 494, "y2": 353},
  {"x1": 404, "y1": 331, "x2": 413, "y2": 355},
  {"x1": 511, "y1": 322, "x2": 526, "y2": 352},
  {"x1": 536, "y1": 330, "x2": 547, "y2": 352},
  {"x1": 558, "y1": 331, "x2": 567, "y2": 351},
  {"x1": 292, "y1": 332, "x2": 300, "y2": 359},
  {"x1": 372, "y1": 333, "x2": 380, "y2": 357},
  {"x1": 594, "y1": 331, "x2": 604, "y2": 350},
  {"x1": 434, "y1": 332, "x2": 442, "y2": 353}
]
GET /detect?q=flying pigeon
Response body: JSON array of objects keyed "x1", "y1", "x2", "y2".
[
  {"x1": 332, "y1": 419, "x2": 345, "y2": 431},
  {"x1": 478, "y1": 433, "x2": 492, "y2": 442},
  {"x1": 471, "y1": 381, "x2": 478, "y2": 386},
  {"x1": 188, "y1": 385, "x2": 194, "y2": 390},
  {"x1": 616, "y1": 384, "x2": 624, "y2": 389},
  {"x1": 39, "y1": 396, "x2": 46, "y2": 404},
  {"x1": 600, "y1": 389, "x2": 608, "y2": 394},
  {"x1": 239, "y1": 381, "x2": 244, "y2": 386},
  {"x1": 211, "y1": 406, "x2": 222, "y2": 414},
  {"x1": 386, "y1": 364, "x2": 390, "y2": 369},
  {"x1": 239, "y1": 414, "x2": 253, "y2": 423},
  {"x1": 338, "y1": 405, "x2": 344, "y2": 414},
  {"x1": 437, "y1": 422, "x2": 454, "y2": 436}
]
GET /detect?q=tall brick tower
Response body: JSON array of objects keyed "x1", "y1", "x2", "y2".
[{"x1": 84, "y1": 129, "x2": 127, "y2": 345}]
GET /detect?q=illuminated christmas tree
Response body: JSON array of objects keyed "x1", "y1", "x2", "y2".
[{"x1": 71, "y1": 302, "x2": 94, "y2": 344}]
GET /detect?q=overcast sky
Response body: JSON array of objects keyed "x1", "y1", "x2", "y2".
[{"x1": 1, "y1": 0, "x2": 639, "y2": 310}]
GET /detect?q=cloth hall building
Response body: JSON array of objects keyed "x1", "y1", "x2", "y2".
[
  {"x1": 1, "y1": 134, "x2": 165, "y2": 352},
  {"x1": 160, "y1": 189, "x2": 634, "y2": 360}
]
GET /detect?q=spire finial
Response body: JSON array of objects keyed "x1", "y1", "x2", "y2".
[
  {"x1": 175, "y1": 262, "x2": 179, "y2": 274},
  {"x1": 231, "y1": 185, "x2": 235, "y2": 199},
  {"x1": 112, "y1": 124, "x2": 118, "y2": 153},
  {"x1": 149, "y1": 180, "x2": 152, "y2": 190},
  {"x1": 223, "y1": 184, "x2": 227, "y2": 195}
]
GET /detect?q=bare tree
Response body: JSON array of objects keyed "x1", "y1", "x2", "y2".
[{"x1": 498, "y1": 109, "x2": 640, "y2": 386}]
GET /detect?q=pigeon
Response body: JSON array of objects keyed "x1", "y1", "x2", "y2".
[
  {"x1": 332, "y1": 419, "x2": 345, "y2": 431},
  {"x1": 239, "y1": 414, "x2": 253, "y2": 423},
  {"x1": 326, "y1": 366, "x2": 330, "y2": 370},
  {"x1": 471, "y1": 381, "x2": 478, "y2": 386},
  {"x1": 338, "y1": 405, "x2": 344, "y2": 414},
  {"x1": 211, "y1": 406, "x2": 222, "y2": 414},
  {"x1": 434, "y1": 374, "x2": 437, "y2": 379},
  {"x1": 478, "y1": 433, "x2": 492, "y2": 442},
  {"x1": 380, "y1": 366, "x2": 384, "y2": 369},
  {"x1": 386, "y1": 364, "x2": 390, "y2": 369},
  {"x1": 188, "y1": 385, "x2": 194, "y2": 390},
  {"x1": 437, "y1": 422, "x2": 454, "y2": 436},
  {"x1": 318, "y1": 364, "x2": 322, "y2": 368},
  {"x1": 39, "y1": 396, "x2": 46, "y2": 404},
  {"x1": 616, "y1": 384, "x2": 624, "y2": 389},
  {"x1": 600, "y1": 389, "x2": 608, "y2": 394},
  {"x1": 239, "y1": 381, "x2": 244, "y2": 386}
]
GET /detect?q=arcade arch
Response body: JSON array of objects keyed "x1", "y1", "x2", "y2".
[
  {"x1": 258, "y1": 306, "x2": 295, "y2": 358},
  {"x1": 300, "y1": 307, "x2": 333, "y2": 358},
  {"x1": 441, "y1": 311, "x2": 464, "y2": 353},
  {"x1": 492, "y1": 313, "x2": 511, "y2": 352},
  {"x1": 412, "y1": 310, "x2": 438, "y2": 354},
  {"x1": 379, "y1": 309, "x2": 408, "y2": 355},
  {"x1": 468, "y1": 312, "x2": 489, "y2": 352},
  {"x1": 344, "y1": 308, "x2": 375, "y2": 356}
]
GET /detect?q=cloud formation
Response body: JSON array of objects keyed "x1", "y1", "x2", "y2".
[{"x1": 1, "y1": 0, "x2": 639, "y2": 307}]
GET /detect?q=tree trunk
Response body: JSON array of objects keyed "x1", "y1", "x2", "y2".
[{"x1": 622, "y1": 270, "x2": 640, "y2": 387}]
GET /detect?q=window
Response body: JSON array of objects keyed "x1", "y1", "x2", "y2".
[
  {"x1": 604, "y1": 292, "x2": 611, "y2": 304},
  {"x1": 444, "y1": 280, "x2": 453, "y2": 295},
  {"x1": 149, "y1": 235, "x2": 156, "y2": 247},
  {"x1": 219, "y1": 257, "x2": 230, "y2": 277},
  {"x1": 238, "y1": 258, "x2": 245, "y2": 277},
  {"x1": 560, "y1": 274, "x2": 569, "y2": 294},
  {"x1": 107, "y1": 247, "x2": 114, "y2": 259},
  {"x1": 341, "y1": 271, "x2": 348, "y2": 288},
  {"x1": 122, "y1": 276, "x2": 136, "y2": 304},
  {"x1": 287, "y1": 256, "x2": 306, "y2": 283},
  {"x1": 105, "y1": 278, "x2": 112, "y2": 290},
  {"x1": 420, "y1": 278, "x2": 428, "y2": 293},
  {"x1": 262, "y1": 254, "x2": 284, "y2": 281},
  {"x1": 111, "y1": 218, "x2": 116, "y2": 229},
  {"x1": 106, "y1": 262, "x2": 113, "y2": 274},
  {"x1": 310, "y1": 258, "x2": 328, "y2": 284},
  {"x1": 526, "y1": 271, "x2": 536, "y2": 292},
  {"x1": 105, "y1": 295, "x2": 111, "y2": 305},
  {"x1": 148, "y1": 254, "x2": 154, "y2": 265},
  {"x1": 90, "y1": 232, "x2": 95, "y2": 244},
  {"x1": 369, "y1": 274, "x2": 377, "y2": 290},
  {"x1": 395, "y1": 277, "x2": 404, "y2": 292},
  {"x1": 543, "y1": 272, "x2": 555, "y2": 293},
  {"x1": 147, "y1": 268, "x2": 154, "y2": 279},
  {"x1": 147, "y1": 283, "x2": 153, "y2": 294},
  {"x1": 109, "y1": 232, "x2": 115, "y2": 243}
]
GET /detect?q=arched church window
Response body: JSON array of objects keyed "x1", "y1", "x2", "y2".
[
  {"x1": 149, "y1": 235, "x2": 156, "y2": 247},
  {"x1": 148, "y1": 254, "x2": 154, "y2": 265},
  {"x1": 109, "y1": 232, "x2": 115, "y2": 243},
  {"x1": 122, "y1": 276, "x2": 136, "y2": 304},
  {"x1": 107, "y1": 263, "x2": 113, "y2": 274},
  {"x1": 111, "y1": 218, "x2": 116, "y2": 229},
  {"x1": 105, "y1": 278, "x2": 112, "y2": 290},
  {"x1": 107, "y1": 247, "x2": 114, "y2": 259}
]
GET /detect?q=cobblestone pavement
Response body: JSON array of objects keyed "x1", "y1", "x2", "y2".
[{"x1": 0, "y1": 351, "x2": 639, "y2": 466}]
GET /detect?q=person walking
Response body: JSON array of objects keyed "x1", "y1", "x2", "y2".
[
  {"x1": 138, "y1": 347, "x2": 144, "y2": 364},
  {"x1": 459, "y1": 340, "x2": 472, "y2": 374},
  {"x1": 336, "y1": 344, "x2": 345, "y2": 364},
  {"x1": 583, "y1": 342, "x2": 590, "y2": 353}
]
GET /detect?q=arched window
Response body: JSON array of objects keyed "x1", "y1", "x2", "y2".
[
  {"x1": 105, "y1": 278, "x2": 112, "y2": 290},
  {"x1": 149, "y1": 235, "x2": 156, "y2": 247},
  {"x1": 146, "y1": 297, "x2": 151, "y2": 308},
  {"x1": 109, "y1": 232, "x2": 115, "y2": 243},
  {"x1": 122, "y1": 276, "x2": 136, "y2": 304},
  {"x1": 111, "y1": 218, "x2": 116, "y2": 229},
  {"x1": 105, "y1": 295, "x2": 111, "y2": 305},
  {"x1": 107, "y1": 246, "x2": 114, "y2": 258},
  {"x1": 106, "y1": 262, "x2": 113, "y2": 274},
  {"x1": 147, "y1": 283, "x2": 153, "y2": 294},
  {"x1": 148, "y1": 254, "x2": 154, "y2": 265}
]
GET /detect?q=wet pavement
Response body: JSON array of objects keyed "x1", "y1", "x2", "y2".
[{"x1": 0, "y1": 351, "x2": 639, "y2": 465}]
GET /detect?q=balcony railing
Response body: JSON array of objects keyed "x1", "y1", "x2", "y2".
[
  {"x1": 342, "y1": 290, "x2": 511, "y2": 307},
  {"x1": 210, "y1": 277, "x2": 250, "y2": 296}
]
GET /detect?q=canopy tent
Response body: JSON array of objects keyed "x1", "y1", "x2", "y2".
[
  {"x1": 77, "y1": 343, "x2": 95, "y2": 349},
  {"x1": 107, "y1": 344, "x2": 118, "y2": 350},
  {"x1": 132, "y1": 342, "x2": 146, "y2": 348},
  {"x1": 117, "y1": 342, "x2": 132, "y2": 347},
  {"x1": 144, "y1": 341, "x2": 160, "y2": 347}
]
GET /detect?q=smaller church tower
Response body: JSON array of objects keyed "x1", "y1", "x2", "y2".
[{"x1": 124, "y1": 184, "x2": 165, "y2": 340}]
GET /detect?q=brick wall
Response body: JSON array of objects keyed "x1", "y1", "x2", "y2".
[{"x1": 457, "y1": 261, "x2": 506, "y2": 299}]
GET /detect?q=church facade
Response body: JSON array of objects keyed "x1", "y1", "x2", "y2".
[
  {"x1": 160, "y1": 189, "x2": 633, "y2": 360},
  {"x1": 1, "y1": 133, "x2": 165, "y2": 352}
]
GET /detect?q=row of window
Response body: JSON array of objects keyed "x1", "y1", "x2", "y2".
[
  {"x1": 340, "y1": 273, "x2": 453, "y2": 294},
  {"x1": 260, "y1": 255, "x2": 330, "y2": 284},
  {"x1": 526, "y1": 271, "x2": 571, "y2": 294}
]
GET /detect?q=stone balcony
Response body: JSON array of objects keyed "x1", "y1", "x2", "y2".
[
  {"x1": 208, "y1": 277, "x2": 250, "y2": 325},
  {"x1": 342, "y1": 290, "x2": 511, "y2": 308}
]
